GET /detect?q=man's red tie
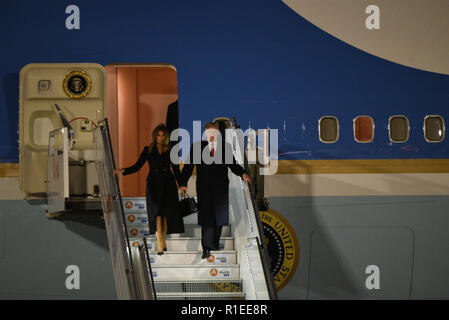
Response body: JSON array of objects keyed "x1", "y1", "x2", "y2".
[{"x1": 211, "y1": 147, "x2": 215, "y2": 157}]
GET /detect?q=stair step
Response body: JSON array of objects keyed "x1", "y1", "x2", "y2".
[
  {"x1": 122, "y1": 198, "x2": 198, "y2": 223},
  {"x1": 122, "y1": 197, "x2": 198, "y2": 219},
  {"x1": 149, "y1": 251, "x2": 237, "y2": 265},
  {"x1": 125, "y1": 222, "x2": 231, "y2": 237},
  {"x1": 156, "y1": 292, "x2": 245, "y2": 300},
  {"x1": 122, "y1": 199, "x2": 243, "y2": 297},
  {"x1": 152, "y1": 264, "x2": 240, "y2": 280},
  {"x1": 154, "y1": 279, "x2": 243, "y2": 293},
  {"x1": 130, "y1": 237, "x2": 234, "y2": 251},
  {"x1": 121, "y1": 197, "x2": 147, "y2": 212}
]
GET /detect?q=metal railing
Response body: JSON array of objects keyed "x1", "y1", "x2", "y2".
[
  {"x1": 94, "y1": 119, "x2": 156, "y2": 300},
  {"x1": 227, "y1": 119, "x2": 278, "y2": 300},
  {"x1": 47, "y1": 128, "x2": 69, "y2": 213}
]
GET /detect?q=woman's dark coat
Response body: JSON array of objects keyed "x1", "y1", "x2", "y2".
[
  {"x1": 181, "y1": 140, "x2": 246, "y2": 227},
  {"x1": 123, "y1": 146, "x2": 184, "y2": 235}
]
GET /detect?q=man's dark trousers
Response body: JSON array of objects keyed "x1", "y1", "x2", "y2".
[{"x1": 201, "y1": 224, "x2": 223, "y2": 251}]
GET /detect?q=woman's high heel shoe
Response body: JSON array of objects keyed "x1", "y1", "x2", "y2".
[
  {"x1": 162, "y1": 218, "x2": 168, "y2": 252},
  {"x1": 157, "y1": 239, "x2": 164, "y2": 255},
  {"x1": 156, "y1": 216, "x2": 165, "y2": 256},
  {"x1": 157, "y1": 241, "x2": 164, "y2": 255}
]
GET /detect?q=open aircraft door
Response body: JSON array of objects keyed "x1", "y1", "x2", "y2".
[{"x1": 19, "y1": 63, "x2": 178, "y2": 213}]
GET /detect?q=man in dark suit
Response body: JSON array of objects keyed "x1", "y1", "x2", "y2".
[{"x1": 180, "y1": 122, "x2": 252, "y2": 259}]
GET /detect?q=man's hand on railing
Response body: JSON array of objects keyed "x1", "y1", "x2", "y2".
[{"x1": 242, "y1": 173, "x2": 252, "y2": 184}]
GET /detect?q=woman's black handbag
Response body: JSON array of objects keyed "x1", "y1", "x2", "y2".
[{"x1": 179, "y1": 192, "x2": 199, "y2": 217}]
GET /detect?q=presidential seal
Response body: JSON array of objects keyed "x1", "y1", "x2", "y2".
[
  {"x1": 63, "y1": 70, "x2": 92, "y2": 99},
  {"x1": 260, "y1": 208, "x2": 299, "y2": 291}
]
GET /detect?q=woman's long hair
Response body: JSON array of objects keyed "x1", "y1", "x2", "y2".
[{"x1": 149, "y1": 123, "x2": 170, "y2": 153}]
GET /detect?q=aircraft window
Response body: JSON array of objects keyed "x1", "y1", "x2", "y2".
[
  {"x1": 389, "y1": 116, "x2": 409, "y2": 143},
  {"x1": 33, "y1": 117, "x2": 54, "y2": 146},
  {"x1": 354, "y1": 116, "x2": 374, "y2": 143},
  {"x1": 424, "y1": 115, "x2": 444, "y2": 142},
  {"x1": 319, "y1": 116, "x2": 339, "y2": 143},
  {"x1": 29, "y1": 110, "x2": 58, "y2": 148}
]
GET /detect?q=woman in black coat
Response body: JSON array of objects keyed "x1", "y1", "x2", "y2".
[{"x1": 115, "y1": 123, "x2": 186, "y2": 255}]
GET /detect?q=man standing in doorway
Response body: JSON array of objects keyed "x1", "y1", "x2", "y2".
[{"x1": 180, "y1": 122, "x2": 252, "y2": 259}]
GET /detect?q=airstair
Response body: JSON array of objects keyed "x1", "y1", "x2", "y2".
[
  {"x1": 92, "y1": 119, "x2": 277, "y2": 300},
  {"x1": 124, "y1": 202, "x2": 245, "y2": 300}
]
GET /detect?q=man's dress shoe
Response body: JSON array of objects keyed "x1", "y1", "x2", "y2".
[{"x1": 201, "y1": 248, "x2": 211, "y2": 259}]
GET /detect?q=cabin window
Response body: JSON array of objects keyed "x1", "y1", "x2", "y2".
[
  {"x1": 33, "y1": 117, "x2": 54, "y2": 146},
  {"x1": 389, "y1": 116, "x2": 409, "y2": 143},
  {"x1": 424, "y1": 115, "x2": 444, "y2": 142},
  {"x1": 319, "y1": 116, "x2": 339, "y2": 143},
  {"x1": 29, "y1": 111, "x2": 59, "y2": 148},
  {"x1": 354, "y1": 116, "x2": 374, "y2": 143}
]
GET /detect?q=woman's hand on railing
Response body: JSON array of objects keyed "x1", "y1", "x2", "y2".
[{"x1": 242, "y1": 173, "x2": 252, "y2": 184}]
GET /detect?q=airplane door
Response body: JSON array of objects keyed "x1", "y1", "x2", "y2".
[
  {"x1": 19, "y1": 63, "x2": 107, "y2": 198},
  {"x1": 19, "y1": 63, "x2": 179, "y2": 200},
  {"x1": 105, "y1": 64, "x2": 179, "y2": 197}
]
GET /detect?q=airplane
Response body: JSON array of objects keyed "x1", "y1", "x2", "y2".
[{"x1": 0, "y1": 0, "x2": 448, "y2": 300}]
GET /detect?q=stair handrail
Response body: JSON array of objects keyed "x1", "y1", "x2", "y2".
[
  {"x1": 102, "y1": 118, "x2": 135, "y2": 274},
  {"x1": 143, "y1": 238, "x2": 158, "y2": 299},
  {"x1": 95, "y1": 118, "x2": 156, "y2": 300},
  {"x1": 229, "y1": 119, "x2": 279, "y2": 300}
]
